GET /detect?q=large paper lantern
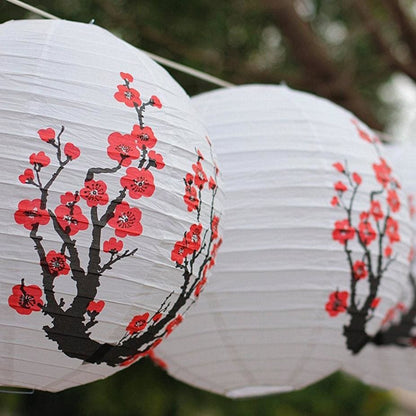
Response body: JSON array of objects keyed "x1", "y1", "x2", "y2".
[
  {"x1": 154, "y1": 84, "x2": 413, "y2": 398},
  {"x1": 0, "y1": 19, "x2": 223, "y2": 391},
  {"x1": 344, "y1": 141, "x2": 416, "y2": 390}
]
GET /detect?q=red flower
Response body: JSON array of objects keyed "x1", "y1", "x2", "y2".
[
  {"x1": 30, "y1": 151, "x2": 50, "y2": 168},
  {"x1": 352, "y1": 172, "x2": 362, "y2": 185},
  {"x1": 325, "y1": 291, "x2": 349, "y2": 317},
  {"x1": 103, "y1": 237, "x2": 124, "y2": 253},
  {"x1": 330, "y1": 196, "x2": 339, "y2": 207},
  {"x1": 334, "y1": 181, "x2": 347, "y2": 192},
  {"x1": 209, "y1": 176, "x2": 216, "y2": 190},
  {"x1": 358, "y1": 220, "x2": 377, "y2": 246},
  {"x1": 353, "y1": 260, "x2": 368, "y2": 280},
  {"x1": 152, "y1": 313, "x2": 162, "y2": 322},
  {"x1": 108, "y1": 201, "x2": 143, "y2": 237},
  {"x1": 332, "y1": 219, "x2": 355, "y2": 245},
  {"x1": 208, "y1": 238, "x2": 223, "y2": 268},
  {"x1": 55, "y1": 204, "x2": 89, "y2": 236},
  {"x1": 131, "y1": 125, "x2": 157, "y2": 149},
  {"x1": 126, "y1": 312, "x2": 149, "y2": 334},
  {"x1": 171, "y1": 239, "x2": 192, "y2": 264},
  {"x1": 370, "y1": 200, "x2": 384, "y2": 221},
  {"x1": 371, "y1": 298, "x2": 381, "y2": 309},
  {"x1": 87, "y1": 300, "x2": 105, "y2": 314},
  {"x1": 150, "y1": 95, "x2": 162, "y2": 109},
  {"x1": 183, "y1": 187, "x2": 199, "y2": 212},
  {"x1": 14, "y1": 199, "x2": 50, "y2": 230},
  {"x1": 192, "y1": 161, "x2": 207, "y2": 189},
  {"x1": 38, "y1": 127, "x2": 55, "y2": 143},
  {"x1": 114, "y1": 84, "x2": 141, "y2": 107},
  {"x1": 80, "y1": 180, "x2": 109, "y2": 207},
  {"x1": 195, "y1": 275, "x2": 207, "y2": 297},
  {"x1": 46, "y1": 250, "x2": 70, "y2": 276},
  {"x1": 120, "y1": 167, "x2": 155, "y2": 199},
  {"x1": 8, "y1": 280, "x2": 43, "y2": 315},
  {"x1": 197, "y1": 149, "x2": 204, "y2": 160},
  {"x1": 387, "y1": 189, "x2": 400, "y2": 213},
  {"x1": 386, "y1": 217, "x2": 400, "y2": 244},
  {"x1": 148, "y1": 150, "x2": 165, "y2": 169},
  {"x1": 384, "y1": 245, "x2": 392, "y2": 257},
  {"x1": 119, "y1": 351, "x2": 148, "y2": 367},
  {"x1": 409, "y1": 195, "x2": 416, "y2": 219},
  {"x1": 185, "y1": 223, "x2": 203, "y2": 251},
  {"x1": 107, "y1": 132, "x2": 140, "y2": 166},
  {"x1": 64, "y1": 142, "x2": 80, "y2": 160},
  {"x1": 120, "y1": 72, "x2": 133, "y2": 83},
  {"x1": 60, "y1": 192, "x2": 80, "y2": 206},
  {"x1": 352, "y1": 120, "x2": 373, "y2": 143},
  {"x1": 211, "y1": 215, "x2": 220, "y2": 240},
  {"x1": 332, "y1": 162, "x2": 344, "y2": 173},
  {"x1": 166, "y1": 314, "x2": 183, "y2": 335},
  {"x1": 373, "y1": 158, "x2": 392, "y2": 188},
  {"x1": 19, "y1": 168, "x2": 34, "y2": 184}
]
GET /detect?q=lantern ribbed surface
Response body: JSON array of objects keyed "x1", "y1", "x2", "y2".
[
  {"x1": 345, "y1": 141, "x2": 416, "y2": 391},
  {"x1": 0, "y1": 20, "x2": 223, "y2": 391},
  {"x1": 155, "y1": 85, "x2": 413, "y2": 398}
]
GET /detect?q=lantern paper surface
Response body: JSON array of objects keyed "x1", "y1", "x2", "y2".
[
  {"x1": 155, "y1": 85, "x2": 413, "y2": 398},
  {"x1": 345, "y1": 142, "x2": 416, "y2": 390},
  {"x1": 0, "y1": 20, "x2": 223, "y2": 392}
]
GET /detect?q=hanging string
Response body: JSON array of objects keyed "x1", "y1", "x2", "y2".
[{"x1": 4, "y1": 0, "x2": 234, "y2": 88}]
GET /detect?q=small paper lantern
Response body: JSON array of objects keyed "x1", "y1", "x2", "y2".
[
  {"x1": 0, "y1": 20, "x2": 223, "y2": 391},
  {"x1": 155, "y1": 85, "x2": 413, "y2": 398},
  {"x1": 344, "y1": 141, "x2": 416, "y2": 390}
]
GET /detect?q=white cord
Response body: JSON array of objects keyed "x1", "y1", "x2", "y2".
[{"x1": 4, "y1": 0, "x2": 233, "y2": 88}]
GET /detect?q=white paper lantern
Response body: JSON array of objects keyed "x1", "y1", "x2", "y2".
[
  {"x1": 344, "y1": 141, "x2": 416, "y2": 390},
  {"x1": 0, "y1": 19, "x2": 223, "y2": 392},
  {"x1": 154, "y1": 84, "x2": 413, "y2": 398}
]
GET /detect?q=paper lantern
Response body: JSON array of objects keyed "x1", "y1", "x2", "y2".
[
  {"x1": 0, "y1": 19, "x2": 223, "y2": 392},
  {"x1": 344, "y1": 141, "x2": 416, "y2": 390},
  {"x1": 154, "y1": 84, "x2": 413, "y2": 398}
]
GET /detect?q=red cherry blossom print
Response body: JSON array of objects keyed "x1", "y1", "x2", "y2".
[
  {"x1": 384, "y1": 245, "x2": 393, "y2": 257},
  {"x1": 55, "y1": 204, "x2": 89, "y2": 236},
  {"x1": 80, "y1": 180, "x2": 109, "y2": 207},
  {"x1": 211, "y1": 215, "x2": 220, "y2": 240},
  {"x1": 409, "y1": 247, "x2": 415, "y2": 263},
  {"x1": 120, "y1": 72, "x2": 133, "y2": 83},
  {"x1": 409, "y1": 194, "x2": 416, "y2": 219},
  {"x1": 108, "y1": 201, "x2": 143, "y2": 237},
  {"x1": 184, "y1": 187, "x2": 199, "y2": 212},
  {"x1": 352, "y1": 119, "x2": 373, "y2": 143},
  {"x1": 332, "y1": 219, "x2": 355, "y2": 245},
  {"x1": 8, "y1": 280, "x2": 43, "y2": 315},
  {"x1": 325, "y1": 291, "x2": 349, "y2": 317},
  {"x1": 171, "y1": 239, "x2": 192, "y2": 264},
  {"x1": 358, "y1": 220, "x2": 377, "y2": 246},
  {"x1": 148, "y1": 351, "x2": 167, "y2": 369},
  {"x1": 131, "y1": 125, "x2": 157, "y2": 149},
  {"x1": 209, "y1": 176, "x2": 216, "y2": 190},
  {"x1": 119, "y1": 351, "x2": 148, "y2": 367},
  {"x1": 19, "y1": 168, "x2": 34, "y2": 184},
  {"x1": 208, "y1": 238, "x2": 223, "y2": 268},
  {"x1": 331, "y1": 196, "x2": 339, "y2": 207},
  {"x1": 64, "y1": 142, "x2": 80, "y2": 160},
  {"x1": 30, "y1": 151, "x2": 50, "y2": 168},
  {"x1": 152, "y1": 313, "x2": 162, "y2": 322},
  {"x1": 14, "y1": 199, "x2": 50, "y2": 230},
  {"x1": 103, "y1": 237, "x2": 124, "y2": 253},
  {"x1": 386, "y1": 217, "x2": 400, "y2": 244},
  {"x1": 38, "y1": 128, "x2": 55, "y2": 143},
  {"x1": 352, "y1": 172, "x2": 362, "y2": 185},
  {"x1": 334, "y1": 181, "x2": 347, "y2": 192},
  {"x1": 332, "y1": 162, "x2": 344, "y2": 173},
  {"x1": 126, "y1": 312, "x2": 149, "y2": 335},
  {"x1": 148, "y1": 150, "x2": 165, "y2": 169},
  {"x1": 387, "y1": 189, "x2": 400, "y2": 213},
  {"x1": 60, "y1": 192, "x2": 80, "y2": 206},
  {"x1": 87, "y1": 300, "x2": 105, "y2": 314},
  {"x1": 195, "y1": 275, "x2": 207, "y2": 297},
  {"x1": 371, "y1": 298, "x2": 381, "y2": 309},
  {"x1": 373, "y1": 158, "x2": 392, "y2": 188},
  {"x1": 46, "y1": 250, "x2": 70, "y2": 276},
  {"x1": 192, "y1": 161, "x2": 207, "y2": 189},
  {"x1": 185, "y1": 223, "x2": 203, "y2": 251},
  {"x1": 370, "y1": 200, "x2": 384, "y2": 221},
  {"x1": 121, "y1": 167, "x2": 155, "y2": 199},
  {"x1": 150, "y1": 95, "x2": 162, "y2": 109},
  {"x1": 107, "y1": 132, "x2": 140, "y2": 166},
  {"x1": 197, "y1": 149, "x2": 204, "y2": 160},
  {"x1": 114, "y1": 84, "x2": 141, "y2": 107},
  {"x1": 166, "y1": 314, "x2": 183, "y2": 335},
  {"x1": 353, "y1": 260, "x2": 368, "y2": 280}
]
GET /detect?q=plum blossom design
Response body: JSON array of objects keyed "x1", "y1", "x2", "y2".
[
  {"x1": 9, "y1": 72, "x2": 221, "y2": 368},
  {"x1": 327, "y1": 119, "x2": 404, "y2": 353}
]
